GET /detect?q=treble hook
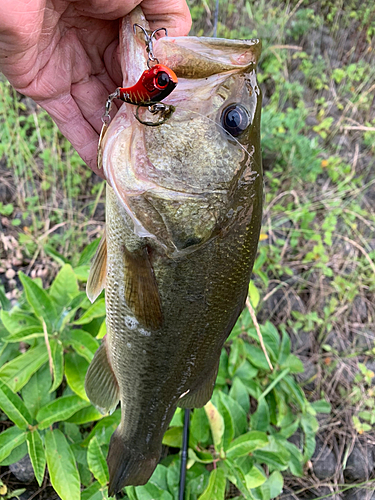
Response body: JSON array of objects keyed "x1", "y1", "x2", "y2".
[{"x1": 133, "y1": 24, "x2": 168, "y2": 68}]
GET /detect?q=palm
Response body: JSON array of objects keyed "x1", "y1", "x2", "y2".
[{"x1": 0, "y1": 0, "x2": 191, "y2": 177}]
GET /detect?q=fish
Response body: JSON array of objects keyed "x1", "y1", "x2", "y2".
[{"x1": 85, "y1": 6, "x2": 263, "y2": 497}]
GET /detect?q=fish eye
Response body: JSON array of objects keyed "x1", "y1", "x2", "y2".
[
  {"x1": 221, "y1": 104, "x2": 250, "y2": 137},
  {"x1": 155, "y1": 72, "x2": 169, "y2": 89}
]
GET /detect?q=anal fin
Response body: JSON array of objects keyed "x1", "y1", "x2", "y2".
[
  {"x1": 86, "y1": 229, "x2": 107, "y2": 303},
  {"x1": 85, "y1": 339, "x2": 119, "y2": 415},
  {"x1": 124, "y1": 246, "x2": 162, "y2": 330},
  {"x1": 178, "y1": 362, "x2": 219, "y2": 409}
]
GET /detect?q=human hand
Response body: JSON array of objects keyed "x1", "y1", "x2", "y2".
[{"x1": 0, "y1": 0, "x2": 191, "y2": 178}]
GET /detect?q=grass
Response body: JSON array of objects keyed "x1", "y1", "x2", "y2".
[{"x1": 0, "y1": 0, "x2": 374, "y2": 498}]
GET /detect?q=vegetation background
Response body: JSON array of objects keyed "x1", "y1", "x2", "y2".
[{"x1": 0, "y1": 0, "x2": 374, "y2": 499}]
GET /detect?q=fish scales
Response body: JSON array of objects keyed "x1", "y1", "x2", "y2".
[{"x1": 85, "y1": 6, "x2": 263, "y2": 496}]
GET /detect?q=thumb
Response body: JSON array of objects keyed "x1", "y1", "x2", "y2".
[{"x1": 140, "y1": 0, "x2": 192, "y2": 37}]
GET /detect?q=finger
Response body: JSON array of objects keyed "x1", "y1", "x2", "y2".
[
  {"x1": 141, "y1": 0, "x2": 192, "y2": 36},
  {"x1": 40, "y1": 94, "x2": 105, "y2": 179}
]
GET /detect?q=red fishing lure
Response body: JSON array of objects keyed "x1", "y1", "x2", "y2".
[{"x1": 118, "y1": 64, "x2": 178, "y2": 106}]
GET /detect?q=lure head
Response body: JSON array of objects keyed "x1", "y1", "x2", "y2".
[{"x1": 141, "y1": 64, "x2": 178, "y2": 101}]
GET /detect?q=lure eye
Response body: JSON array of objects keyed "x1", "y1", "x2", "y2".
[
  {"x1": 155, "y1": 71, "x2": 170, "y2": 89},
  {"x1": 221, "y1": 104, "x2": 250, "y2": 137}
]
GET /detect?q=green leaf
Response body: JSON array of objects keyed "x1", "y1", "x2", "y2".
[
  {"x1": 198, "y1": 468, "x2": 226, "y2": 500},
  {"x1": 225, "y1": 459, "x2": 253, "y2": 500},
  {"x1": 26, "y1": 430, "x2": 46, "y2": 486},
  {"x1": 0, "y1": 427, "x2": 27, "y2": 462},
  {"x1": 245, "y1": 344, "x2": 271, "y2": 371},
  {"x1": 22, "y1": 364, "x2": 52, "y2": 419},
  {"x1": 204, "y1": 400, "x2": 224, "y2": 455},
  {"x1": 226, "y1": 431, "x2": 268, "y2": 459},
  {"x1": 66, "y1": 405, "x2": 104, "y2": 425},
  {"x1": 78, "y1": 238, "x2": 101, "y2": 266},
  {"x1": 245, "y1": 465, "x2": 266, "y2": 489},
  {"x1": 0, "y1": 379, "x2": 32, "y2": 429},
  {"x1": 0, "y1": 344, "x2": 49, "y2": 392},
  {"x1": 0, "y1": 285, "x2": 11, "y2": 311},
  {"x1": 228, "y1": 338, "x2": 247, "y2": 378},
  {"x1": 0, "y1": 310, "x2": 41, "y2": 335},
  {"x1": 37, "y1": 395, "x2": 90, "y2": 429},
  {"x1": 248, "y1": 282, "x2": 260, "y2": 308},
  {"x1": 0, "y1": 441, "x2": 27, "y2": 466},
  {"x1": 87, "y1": 436, "x2": 109, "y2": 486},
  {"x1": 162, "y1": 426, "x2": 182, "y2": 448},
  {"x1": 64, "y1": 351, "x2": 90, "y2": 400},
  {"x1": 284, "y1": 441, "x2": 303, "y2": 477},
  {"x1": 267, "y1": 470, "x2": 283, "y2": 497},
  {"x1": 190, "y1": 407, "x2": 210, "y2": 446},
  {"x1": 278, "y1": 329, "x2": 291, "y2": 366},
  {"x1": 282, "y1": 354, "x2": 304, "y2": 373},
  {"x1": 213, "y1": 392, "x2": 234, "y2": 451},
  {"x1": 311, "y1": 399, "x2": 331, "y2": 414},
  {"x1": 82, "y1": 482, "x2": 108, "y2": 500},
  {"x1": 50, "y1": 264, "x2": 79, "y2": 309},
  {"x1": 218, "y1": 391, "x2": 247, "y2": 438},
  {"x1": 45, "y1": 429, "x2": 80, "y2": 500},
  {"x1": 250, "y1": 399, "x2": 270, "y2": 432},
  {"x1": 19, "y1": 272, "x2": 57, "y2": 330},
  {"x1": 4, "y1": 327, "x2": 44, "y2": 343},
  {"x1": 66, "y1": 329, "x2": 99, "y2": 363},
  {"x1": 73, "y1": 298, "x2": 106, "y2": 325},
  {"x1": 229, "y1": 377, "x2": 250, "y2": 414},
  {"x1": 50, "y1": 339, "x2": 64, "y2": 392}
]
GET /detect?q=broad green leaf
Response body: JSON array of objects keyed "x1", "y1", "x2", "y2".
[
  {"x1": 78, "y1": 238, "x2": 101, "y2": 266},
  {"x1": 4, "y1": 327, "x2": 44, "y2": 343},
  {"x1": 213, "y1": 392, "x2": 234, "y2": 450},
  {"x1": 229, "y1": 377, "x2": 250, "y2": 414},
  {"x1": 82, "y1": 482, "x2": 108, "y2": 500},
  {"x1": 311, "y1": 399, "x2": 331, "y2": 414},
  {"x1": 0, "y1": 427, "x2": 27, "y2": 462},
  {"x1": 198, "y1": 468, "x2": 226, "y2": 500},
  {"x1": 282, "y1": 354, "x2": 304, "y2": 373},
  {"x1": 0, "y1": 344, "x2": 49, "y2": 392},
  {"x1": 228, "y1": 338, "x2": 247, "y2": 378},
  {"x1": 64, "y1": 351, "x2": 89, "y2": 400},
  {"x1": 66, "y1": 405, "x2": 104, "y2": 425},
  {"x1": 281, "y1": 376, "x2": 306, "y2": 409},
  {"x1": 45, "y1": 429, "x2": 80, "y2": 500},
  {"x1": 215, "y1": 349, "x2": 229, "y2": 386},
  {"x1": 248, "y1": 282, "x2": 260, "y2": 308},
  {"x1": 149, "y1": 464, "x2": 168, "y2": 491},
  {"x1": 0, "y1": 379, "x2": 32, "y2": 429},
  {"x1": 87, "y1": 436, "x2": 109, "y2": 486},
  {"x1": 0, "y1": 310, "x2": 41, "y2": 335},
  {"x1": 267, "y1": 470, "x2": 283, "y2": 497},
  {"x1": 26, "y1": 430, "x2": 46, "y2": 486},
  {"x1": 169, "y1": 407, "x2": 183, "y2": 427},
  {"x1": 0, "y1": 441, "x2": 27, "y2": 466},
  {"x1": 245, "y1": 344, "x2": 271, "y2": 371},
  {"x1": 22, "y1": 364, "x2": 52, "y2": 419},
  {"x1": 188, "y1": 449, "x2": 214, "y2": 464},
  {"x1": 250, "y1": 399, "x2": 270, "y2": 432},
  {"x1": 73, "y1": 265, "x2": 90, "y2": 282},
  {"x1": 66, "y1": 329, "x2": 99, "y2": 363},
  {"x1": 96, "y1": 319, "x2": 106, "y2": 340},
  {"x1": 278, "y1": 329, "x2": 291, "y2": 366},
  {"x1": 73, "y1": 298, "x2": 105, "y2": 325},
  {"x1": 245, "y1": 465, "x2": 266, "y2": 489},
  {"x1": 81, "y1": 409, "x2": 121, "y2": 446},
  {"x1": 60, "y1": 293, "x2": 90, "y2": 329},
  {"x1": 166, "y1": 460, "x2": 180, "y2": 498},
  {"x1": 162, "y1": 426, "x2": 182, "y2": 448},
  {"x1": 190, "y1": 407, "x2": 210, "y2": 446},
  {"x1": 253, "y1": 436, "x2": 290, "y2": 471},
  {"x1": 19, "y1": 272, "x2": 57, "y2": 330},
  {"x1": 226, "y1": 431, "x2": 268, "y2": 459},
  {"x1": 50, "y1": 264, "x2": 79, "y2": 309},
  {"x1": 235, "y1": 360, "x2": 259, "y2": 384},
  {"x1": 204, "y1": 401, "x2": 224, "y2": 454},
  {"x1": 246, "y1": 322, "x2": 280, "y2": 360},
  {"x1": 218, "y1": 391, "x2": 247, "y2": 438},
  {"x1": 284, "y1": 441, "x2": 303, "y2": 477},
  {"x1": 0, "y1": 285, "x2": 11, "y2": 310},
  {"x1": 225, "y1": 459, "x2": 253, "y2": 500},
  {"x1": 50, "y1": 339, "x2": 64, "y2": 392},
  {"x1": 37, "y1": 395, "x2": 90, "y2": 429}
]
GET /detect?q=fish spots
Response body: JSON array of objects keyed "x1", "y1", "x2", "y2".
[
  {"x1": 179, "y1": 389, "x2": 190, "y2": 399},
  {"x1": 139, "y1": 328, "x2": 151, "y2": 337},
  {"x1": 127, "y1": 342, "x2": 132, "y2": 349},
  {"x1": 124, "y1": 315, "x2": 138, "y2": 330}
]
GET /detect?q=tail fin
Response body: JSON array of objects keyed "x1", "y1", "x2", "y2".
[{"x1": 107, "y1": 427, "x2": 160, "y2": 497}]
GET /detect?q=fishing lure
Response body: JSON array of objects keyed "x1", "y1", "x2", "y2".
[{"x1": 117, "y1": 64, "x2": 178, "y2": 106}]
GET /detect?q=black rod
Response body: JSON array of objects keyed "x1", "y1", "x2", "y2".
[{"x1": 178, "y1": 408, "x2": 191, "y2": 500}]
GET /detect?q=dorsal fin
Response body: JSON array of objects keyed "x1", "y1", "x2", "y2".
[
  {"x1": 124, "y1": 246, "x2": 163, "y2": 330},
  {"x1": 86, "y1": 230, "x2": 107, "y2": 303}
]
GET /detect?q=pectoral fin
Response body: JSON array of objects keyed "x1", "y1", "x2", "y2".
[
  {"x1": 124, "y1": 246, "x2": 162, "y2": 330},
  {"x1": 86, "y1": 230, "x2": 107, "y2": 303},
  {"x1": 85, "y1": 339, "x2": 120, "y2": 415},
  {"x1": 178, "y1": 361, "x2": 219, "y2": 409}
]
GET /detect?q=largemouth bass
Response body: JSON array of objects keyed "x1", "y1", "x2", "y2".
[{"x1": 85, "y1": 7, "x2": 263, "y2": 496}]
